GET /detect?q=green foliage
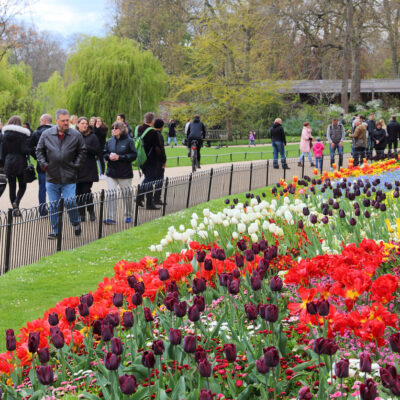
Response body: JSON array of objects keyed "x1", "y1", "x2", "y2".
[{"x1": 65, "y1": 35, "x2": 168, "y2": 126}]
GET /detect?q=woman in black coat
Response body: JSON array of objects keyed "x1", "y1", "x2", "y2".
[
  {"x1": 0, "y1": 130, "x2": 6, "y2": 199},
  {"x1": 94, "y1": 117, "x2": 108, "y2": 177},
  {"x1": 76, "y1": 117, "x2": 101, "y2": 221},
  {"x1": 1, "y1": 115, "x2": 31, "y2": 216},
  {"x1": 372, "y1": 121, "x2": 387, "y2": 158}
]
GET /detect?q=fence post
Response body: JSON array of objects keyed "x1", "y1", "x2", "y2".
[
  {"x1": 162, "y1": 177, "x2": 169, "y2": 216},
  {"x1": 134, "y1": 184, "x2": 141, "y2": 227},
  {"x1": 301, "y1": 160, "x2": 305, "y2": 179},
  {"x1": 207, "y1": 168, "x2": 214, "y2": 202},
  {"x1": 4, "y1": 209, "x2": 13, "y2": 273},
  {"x1": 216, "y1": 155, "x2": 218, "y2": 163},
  {"x1": 186, "y1": 173, "x2": 193, "y2": 209},
  {"x1": 261, "y1": 152, "x2": 263, "y2": 160},
  {"x1": 249, "y1": 162, "x2": 253, "y2": 191},
  {"x1": 320, "y1": 156, "x2": 324, "y2": 175},
  {"x1": 177, "y1": 156, "x2": 180, "y2": 166},
  {"x1": 228, "y1": 164, "x2": 234, "y2": 195},
  {"x1": 56, "y1": 198, "x2": 64, "y2": 252},
  {"x1": 266, "y1": 160, "x2": 269, "y2": 187},
  {"x1": 230, "y1": 153, "x2": 232, "y2": 162},
  {"x1": 245, "y1": 152, "x2": 247, "y2": 160},
  {"x1": 98, "y1": 189, "x2": 105, "y2": 239}
]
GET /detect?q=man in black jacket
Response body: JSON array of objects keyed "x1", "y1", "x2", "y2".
[
  {"x1": 137, "y1": 112, "x2": 163, "y2": 210},
  {"x1": 270, "y1": 118, "x2": 289, "y2": 169},
  {"x1": 387, "y1": 115, "x2": 400, "y2": 154},
  {"x1": 36, "y1": 109, "x2": 86, "y2": 239},
  {"x1": 153, "y1": 118, "x2": 167, "y2": 205},
  {"x1": 366, "y1": 114, "x2": 376, "y2": 159},
  {"x1": 187, "y1": 115, "x2": 206, "y2": 167},
  {"x1": 30, "y1": 113, "x2": 53, "y2": 215}
]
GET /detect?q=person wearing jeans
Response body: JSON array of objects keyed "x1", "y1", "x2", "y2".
[
  {"x1": 326, "y1": 118, "x2": 345, "y2": 168},
  {"x1": 312, "y1": 137, "x2": 325, "y2": 169},
  {"x1": 103, "y1": 121, "x2": 137, "y2": 224},
  {"x1": 270, "y1": 118, "x2": 289, "y2": 169},
  {"x1": 36, "y1": 109, "x2": 86, "y2": 239},
  {"x1": 297, "y1": 122, "x2": 314, "y2": 167},
  {"x1": 349, "y1": 120, "x2": 367, "y2": 166}
]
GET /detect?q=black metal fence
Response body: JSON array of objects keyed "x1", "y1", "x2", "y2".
[{"x1": 0, "y1": 153, "x2": 352, "y2": 274}]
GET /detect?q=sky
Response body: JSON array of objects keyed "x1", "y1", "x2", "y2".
[{"x1": 19, "y1": 0, "x2": 109, "y2": 38}]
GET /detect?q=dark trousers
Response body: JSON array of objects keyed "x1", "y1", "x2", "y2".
[
  {"x1": 99, "y1": 156, "x2": 106, "y2": 175},
  {"x1": 138, "y1": 165, "x2": 159, "y2": 204},
  {"x1": 188, "y1": 139, "x2": 202, "y2": 162},
  {"x1": 353, "y1": 147, "x2": 365, "y2": 166},
  {"x1": 7, "y1": 175, "x2": 26, "y2": 206},
  {"x1": 38, "y1": 171, "x2": 48, "y2": 216},
  {"x1": 0, "y1": 183, "x2": 6, "y2": 198},
  {"x1": 76, "y1": 182, "x2": 94, "y2": 217},
  {"x1": 388, "y1": 139, "x2": 398, "y2": 153},
  {"x1": 366, "y1": 137, "x2": 374, "y2": 159},
  {"x1": 153, "y1": 167, "x2": 165, "y2": 202}
]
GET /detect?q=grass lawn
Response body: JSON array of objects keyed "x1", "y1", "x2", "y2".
[
  {"x1": 164, "y1": 142, "x2": 352, "y2": 167},
  {"x1": 0, "y1": 187, "x2": 272, "y2": 352}
]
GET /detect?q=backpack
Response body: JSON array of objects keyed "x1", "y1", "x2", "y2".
[{"x1": 133, "y1": 126, "x2": 153, "y2": 167}]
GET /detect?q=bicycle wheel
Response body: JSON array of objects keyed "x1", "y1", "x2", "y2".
[{"x1": 191, "y1": 149, "x2": 197, "y2": 173}]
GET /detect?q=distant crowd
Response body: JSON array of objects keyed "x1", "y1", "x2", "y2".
[{"x1": 0, "y1": 109, "x2": 207, "y2": 239}]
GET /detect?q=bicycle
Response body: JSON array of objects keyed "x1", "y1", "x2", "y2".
[{"x1": 190, "y1": 140, "x2": 200, "y2": 172}]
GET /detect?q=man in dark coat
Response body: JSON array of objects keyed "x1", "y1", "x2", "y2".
[
  {"x1": 153, "y1": 118, "x2": 167, "y2": 205},
  {"x1": 137, "y1": 112, "x2": 164, "y2": 210},
  {"x1": 387, "y1": 115, "x2": 400, "y2": 154},
  {"x1": 270, "y1": 118, "x2": 289, "y2": 169},
  {"x1": 30, "y1": 113, "x2": 53, "y2": 215},
  {"x1": 366, "y1": 114, "x2": 376, "y2": 159},
  {"x1": 117, "y1": 113, "x2": 133, "y2": 137},
  {"x1": 0, "y1": 128, "x2": 6, "y2": 199},
  {"x1": 187, "y1": 115, "x2": 206, "y2": 167},
  {"x1": 36, "y1": 109, "x2": 86, "y2": 239}
]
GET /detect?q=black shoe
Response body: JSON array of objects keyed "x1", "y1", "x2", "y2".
[
  {"x1": 89, "y1": 211, "x2": 96, "y2": 222},
  {"x1": 12, "y1": 202, "x2": 21, "y2": 217},
  {"x1": 283, "y1": 165, "x2": 290, "y2": 170},
  {"x1": 74, "y1": 223, "x2": 82, "y2": 236},
  {"x1": 137, "y1": 200, "x2": 145, "y2": 207},
  {"x1": 153, "y1": 199, "x2": 164, "y2": 206},
  {"x1": 48, "y1": 233, "x2": 58, "y2": 240},
  {"x1": 146, "y1": 204, "x2": 161, "y2": 210}
]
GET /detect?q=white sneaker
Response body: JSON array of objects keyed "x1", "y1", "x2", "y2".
[{"x1": 99, "y1": 174, "x2": 105, "y2": 180}]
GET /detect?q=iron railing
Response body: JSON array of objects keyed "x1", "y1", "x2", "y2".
[{"x1": 0, "y1": 153, "x2": 353, "y2": 273}]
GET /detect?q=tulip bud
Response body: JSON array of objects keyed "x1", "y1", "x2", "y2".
[
  {"x1": 133, "y1": 281, "x2": 145, "y2": 295},
  {"x1": 6, "y1": 334, "x2": 16, "y2": 352},
  {"x1": 256, "y1": 357, "x2": 269, "y2": 374},
  {"x1": 360, "y1": 351, "x2": 372, "y2": 373},
  {"x1": 65, "y1": 307, "x2": 76, "y2": 323},
  {"x1": 306, "y1": 301, "x2": 318, "y2": 315},
  {"x1": 38, "y1": 347, "x2": 50, "y2": 364},
  {"x1": 303, "y1": 207, "x2": 310, "y2": 216},
  {"x1": 216, "y1": 248, "x2": 226, "y2": 261},
  {"x1": 152, "y1": 339, "x2": 165, "y2": 356},
  {"x1": 78, "y1": 303, "x2": 90, "y2": 317},
  {"x1": 196, "y1": 250, "x2": 206, "y2": 263},
  {"x1": 313, "y1": 337, "x2": 327, "y2": 355},
  {"x1": 119, "y1": 374, "x2": 137, "y2": 395},
  {"x1": 380, "y1": 365, "x2": 397, "y2": 388},
  {"x1": 101, "y1": 323, "x2": 114, "y2": 342},
  {"x1": 298, "y1": 220, "x2": 304, "y2": 229},
  {"x1": 199, "y1": 389, "x2": 213, "y2": 400},
  {"x1": 111, "y1": 337, "x2": 123, "y2": 355},
  {"x1": 245, "y1": 303, "x2": 258, "y2": 321},
  {"x1": 198, "y1": 358, "x2": 212, "y2": 378},
  {"x1": 270, "y1": 276, "x2": 283, "y2": 291},
  {"x1": 173, "y1": 301, "x2": 187, "y2": 318},
  {"x1": 167, "y1": 280, "x2": 179, "y2": 294},
  {"x1": 112, "y1": 293, "x2": 124, "y2": 308},
  {"x1": 251, "y1": 243, "x2": 260, "y2": 254},
  {"x1": 224, "y1": 343, "x2": 237, "y2": 362},
  {"x1": 169, "y1": 328, "x2": 182, "y2": 345},
  {"x1": 80, "y1": 293, "x2": 94, "y2": 307},
  {"x1": 122, "y1": 311, "x2": 134, "y2": 329},
  {"x1": 51, "y1": 332, "x2": 64, "y2": 349},
  {"x1": 193, "y1": 295, "x2": 205, "y2": 312},
  {"x1": 28, "y1": 332, "x2": 40, "y2": 353},
  {"x1": 317, "y1": 300, "x2": 330, "y2": 316},
  {"x1": 143, "y1": 307, "x2": 154, "y2": 322},
  {"x1": 227, "y1": 279, "x2": 240, "y2": 295},
  {"x1": 36, "y1": 365, "x2": 54, "y2": 385},
  {"x1": 104, "y1": 352, "x2": 120, "y2": 370},
  {"x1": 188, "y1": 304, "x2": 200, "y2": 323},
  {"x1": 234, "y1": 254, "x2": 244, "y2": 268},
  {"x1": 183, "y1": 335, "x2": 197, "y2": 354},
  {"x1": 204, "y1": 259, "x2": 213, "y2": 271},
  {"x1": 389, "y1": 332, "x2": 400, "y2": 353},
  {"x1": 335, "y1": 358, "x2": 349, "y2": 378},
  {"x1": 250, "y1": 272, "x2": 262, "y2": 291},
  {"x1": 237, "y1": 239, "x2": 247, "y2": 251},
  {"x1": 244, "y1": 249, "x2": 254, "y2": 262},
  {"x1": 93, "y1": 319, "x2": 102, "y2": 335},
  {"x1": 142, "y1": 350, "x2": 156, "y2": 369},
  {"x1": 48, "y1": 313, "x2": 59, "y2": 326},
  {"x1": 127, "y1": 275, "x2": 138, "y2": 288},
  {"x1": 195, "y1": 348, "x2": 207, "y2": 363},
  {"x1": 106, "y1": 312, "x2": 119, "y2": 327},
  {"x1": 264, "y1": 346, "x2": 279, "y2": 367},
  {"x1": 131, "y1": 293, "x2": 143, "y2": 306},
  {"x1": 359, "y1": 378, "x2": 378, "y2": 400},
  {"x1": 264, "y1": 304, "x2": 279, "y2": 323},
  {"x1": 158, "y1": 268, "x2": 170, "y2": 282},
  {"x1": 192, "y1": 278, "x2": 206, "y2": 294},
  {"x1": 309, "y1": 214, "x2": 318, "y2": 224}
]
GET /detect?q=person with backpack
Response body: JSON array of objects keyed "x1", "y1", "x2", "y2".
[
  {"x1": 326, "y1": 117, "x2": 345, "y2": 169},
  {"x1": 135, "y1": 112, "x2": 163, "y2": 210},
  {"x1": 187, "y1": 115, "x2": 206, "y2": 167},
  {"x1": 103, "y1": 121, "x2": 137, "y2": 224}
]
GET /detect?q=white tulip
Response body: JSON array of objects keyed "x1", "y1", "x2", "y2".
[
  {"x1": 160, "y1": 239, "x2": 168, "y2": 246},
  {"x1": 203, "y1": 208, "x2": 210, "y2": 217},
  {"x1": 192, "y1": 213, "x2": 199, "y2": 220},
  {"x1": 251, "y1": 233, "x2": 259, "y2": 243},
  {"x1": 262, "y1": 221, "x2": 270, "y2": 230},
  {"x1": 250, "y1": 199, "x2": 258, "y2": 206},
  {"x1": 232, "y1": 232, "x2": 239, "y2": 240},
  {"x1": 179, "y1": 224, "x2": 185, "y2": 232},
  {"x1": 214, "y1": 230, "x2": 219, "y2": 237},
  {"x1": 156, "y1": 244, "x2": 163, "y2": 252},
  {"x1": 191, "y1": 219, "x2": 197, "y2": 229},
  {"x1": 198, "y1": 231, "x2": 208, "y2": 239},
  {"x1": 223, "y1": 220, "x2": 229, "y2": 227},
  {"x1": 238, "y1": 223, "x2": 246, "y2": 233},
  {"x1": 149, "y1": 245, "x2": 156, "y2": 252}
]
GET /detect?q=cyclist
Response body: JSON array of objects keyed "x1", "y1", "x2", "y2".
[{"x1": 187, "y1": 115, "x2": 206, "y2": 168}]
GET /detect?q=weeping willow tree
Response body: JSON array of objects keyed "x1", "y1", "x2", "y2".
[{"x1": 65, "y1": 35, "x2": 167, "y2": 126}]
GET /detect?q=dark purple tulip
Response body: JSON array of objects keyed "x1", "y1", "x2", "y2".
[
  {"x1": 349, "y1": 218, "x2": 357, "y2": 226},
  {"x1": 112, "y1": 293, "x2": 124, "y2": 308},
  {"x1": 65, "y1": 307, "x2": 76, "y2": 323},
  {"x1": 28, "y1": 332, "x2": 40, "y2": 353},
  {"x1": 360, "y1": 351, "x2": 372, "y2": 373},
  {"x1": 211, "y1": 248, "x2": 218, "y2": 259},
  {"x1": 106, "y1": 312, "x2": 119, "y2": 327},
  {"x1": 339, "y1": 209, "x2": 345, "y2": 218},
  {"x1": 204, "y1": 259, "x2": 213, "y2": 271},
  {"x1": 101, "y1": 323, "x2": 114, "y2": 342},
  {"x1": 264, "y1": 346, "x2": 280, "y2": 367},
  {"x1": 360, "y1": 378, "x2": 378, "y2": 400},
  {"x1": 195, "y1": 348, "x2": 207, "y2": 364},
  {"x1": 256, "y1": 357, "x2": 269, "y2": 374},
  {"x1": 380, "y1": 203, "x2": 387, "y2": 212},
  {"x1": 306, "y1": 301, "x2": 318, "y2": 315},
  {"x1": 104, "y1": 352, "x2": 120, "y2": 370},
  {"x1": 216, "y1": 248, "x2": 226, "y2": 261},
  {"x1": 333, "y1": 202, "x2": 339, "y2": 209},
  {"x1": 199, "y1": 389, "x2": 214, "y2": 400},
  {"x1": 111, "y1": 337, "x2": 123, "y2": 355},
  {"x1": 158, "y1": 268, "x2": 170, "y2": 282},
  {"x1": 250, "y1": 273, "x2": 262, "y2": 291},
  {"x1": 232, "y1": 268, "x2": 241, "y2": 279},
  {"x1": 142, "y1": 350, "x2": 156, "y2": 369},
  {"x1": 191, "y1": 297, "x2": 204, "y2": 314},
  {"x1": 380, "y1": 365, "x2": 397, "y2": 388},
  {"x1": 227, "y1": 279, "x2": 240, "y2": 295},
  {"x1": 173, "y1": 301, "x2": 187, "y2": 318},
  {"x1": 122, "y1": 311, "x2": 134, "y2": 329},
  {"x1": 303, "y1": 207, "x2": 310, "y2": 216},
  {"x1": 251, "y1": 243, "x2": 260, "y2": 254},
  {"x1": 309, "y1": 214, "x2": 317, "y2": 224},
  {"x1": 234, "y1": 254, "x2": 244, "y2": 268},
  {"x1": 325, "y1": 339, "x2": 339, "y2": 356},
  {"x1": 119, "y1": 374, "x2": 137, "y2": 395},
  {"x1": 244, "y1": 249, "x2": 254, "y2": 262},
  {"x1": 133, "y1": 281, "x2": 145, "y2": 295},
  {"x1": 48, "y1": 313, "x2": 59, "y2": 326},
  {"x1": 169, "y1": 328, "x2": 182, "y2": 345},
  {"x1": 36, "y1": 365, "x2": 54, "y2": 385},
  {"x1": 363, "y1": 198, "x2": 370, "y2": 207},
  {"x1": 78, "y1": 303, "x2": 90, "y2": 317},
  {"x1": 37, "y1": 347, "x2": 50, "y2": 364},
  {"x1": 131, "y1": 293, "x2": 143, "y2": 306},
  {"x1": 245, "y1": 304, "x2": 258, "y2": 321},
  {"x1": 355, "y1": 208, "x2": 361, "y2": 216},
  {"x1": 394, "y1": 191, "x2": 399, "y2": 199},
  {"x1": 183, "y1": 335, "x2": 197, "y2": 354},
  {"x1": 5, "y1": 329, "x2": 14, "y2": 338},
  {"x1": 51, "y1": 332, "x2": 64, "y2": 349},
  {"x1": 152, "y1": 340, "x2": 165, "y2": 355},
  {"x1": 264, "y1": 304, "x2": 279, "y2": 323},
  {"x1": 93, "y1": 319, "x2": 102, "y2": 335},
  {"x1": 198, "y1": 358, "x2": 212, "y2": 378},
  {"x1": 163, "y1": 293, "x2": 178, "y2": 311},
  {"x1": 127, "y1": 275, "x2": 138, "y2": 288},
  {"x1": 335, "y1": 358, "x2": 349, "y2": 378},
  {"x1": 80, "y1": 293, "x2": 94, "y2": 307},
  {"x1": 364, "y1": 210, "x2": 371, "y2": 218},
  {"x1": 259, "y1": 239, "x2": 268, "y2": 251},
  {"x1": 167, "y1": 280, "x2": 179, "y2": 294},
  {"x1": 192, "y1": 277, "x2": 206, "y2": 294},
  {"x1": 298, "y1": 386, "x2": 313, "y2": 400},
  {"x1": 322, "y1": 216, "x2": 329, "y2": 224},
  {"x1": 50, "y1": 325, "x2": 61, "y2": 336},
  {"x1": 270, "y1": 276, "x2": 283, "y2": 291},
  {"x1": 313, "y1": 337, "x2": 327, "y2": 355},
  {"x1": 6, "y1": 335, "x2": 16, "y2": 352},
  {"x1": 389, "y1": 332, "x2": 400, "y2": 353},
  {"x1": 317, "y1": 300, "x2": 330, "y2": 316},
  {"x1": 196, "y1": 250, "x2": 206, "y2": 263},
  {"x1": 188, "y1": 304, "x2": 200, "y2": 323},
  {"x1": 143, "y1": 307, "x2": 154, "y2": 322},
  {"x1": 223, "y1": 343, "x2": 237, "y2": 362},
  {"x1": 237, "y1": 239, "x2": 247, "y2": 251},
  {"x1": 258, "y1": 304, "x2": 266, "y2": 318},
  {"x1": 298, "y1": 220, "x2": 304, "y2": 229}
]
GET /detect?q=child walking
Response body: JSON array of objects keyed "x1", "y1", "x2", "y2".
[
  {"x1": 312, "y1": 137, "x2": 325, "y2": 169},
  {"x1": 248, "y1": 130, "x2": 256, "y2": 147}
]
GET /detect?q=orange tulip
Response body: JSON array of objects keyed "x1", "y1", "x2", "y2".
[{"x1": 313, "y1": 168, "x2": 318, "y2": 175}]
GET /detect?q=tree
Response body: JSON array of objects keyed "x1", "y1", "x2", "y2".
[{"x1": 64, "y1": 35, "x2": 167, "y2": 126}]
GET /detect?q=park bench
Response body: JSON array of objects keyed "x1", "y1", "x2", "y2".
[{"x1": 204, "y1": 130, "x2": 229, "y2": 147}]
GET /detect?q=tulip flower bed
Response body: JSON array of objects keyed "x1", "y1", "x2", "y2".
[{"x1": 1, "y1": 159, "x2": 400, "y2": 399}]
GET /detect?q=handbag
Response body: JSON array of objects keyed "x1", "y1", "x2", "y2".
[{"x1": 23, "y1": 157, "x2": 36, "y2": 183}]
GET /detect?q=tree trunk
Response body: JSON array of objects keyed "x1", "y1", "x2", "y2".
[
  {"x1": 383, "y1": 0, "x2": 400, "y2": 78},
  {"x1": 350, "y1": 43, "x2": 361, "y2": 103},
  {"x1": 341, "y1": 0, "x2": 353, "y2": 112}
]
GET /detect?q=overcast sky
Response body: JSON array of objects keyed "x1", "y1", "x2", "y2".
[{"x1": 20, "y1": 0, "x2": 109, "y2": 38}]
